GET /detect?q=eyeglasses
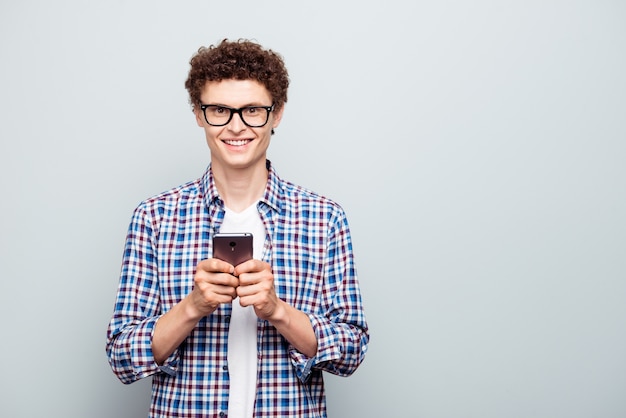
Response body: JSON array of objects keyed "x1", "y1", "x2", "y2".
[{"x1": 199, "y1": 104, "x2": 275, "y2": 127}]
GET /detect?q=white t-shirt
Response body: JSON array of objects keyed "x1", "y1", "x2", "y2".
[{"x1": 220, "y1": 201, "x2": 265, "y2": 418}]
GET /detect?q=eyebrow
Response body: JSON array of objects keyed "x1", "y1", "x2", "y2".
[{"x1": 201, "y1": 102, "x2": 270, "y2": 108}]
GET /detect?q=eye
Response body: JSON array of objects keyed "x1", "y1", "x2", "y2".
[{"x1": 214, "y1": 106, "x2": 227, "y2": 115}]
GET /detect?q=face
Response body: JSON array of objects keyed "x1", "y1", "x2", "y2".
[{"x1": 194, "y1": 79, "x2": 284, "y2": 172}]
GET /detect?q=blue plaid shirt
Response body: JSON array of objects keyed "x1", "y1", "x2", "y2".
[{"x1": 106, "y1": 161, "x2": 369, "y2": 417}]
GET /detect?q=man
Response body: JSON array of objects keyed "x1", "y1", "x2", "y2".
[{"x1": 106, "y1": 39, "x2": 369, "y2": 417}]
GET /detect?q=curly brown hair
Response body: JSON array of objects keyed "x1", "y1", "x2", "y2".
[{"x1": 185, "y1": 39, "x2": 289, "y2": 111}]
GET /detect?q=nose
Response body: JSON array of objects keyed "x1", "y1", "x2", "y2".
[{"x1": 227, "y1": 110, "x2": 247, "y2": 132}]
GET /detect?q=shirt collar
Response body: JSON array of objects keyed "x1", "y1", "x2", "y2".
[
  {"x1": 201, "y1": 159, "x2": 283, "y2": 213},
  {"x1": 259, "y1": 159, "x2": 283, "y2": 213}
]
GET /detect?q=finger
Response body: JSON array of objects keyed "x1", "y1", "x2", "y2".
[
  {"x1": 233, "y1": 258, "x2": 265, "y2": 276},
  {"x1": 214, "y1": 283, "x2": 238, "y2": 299},
  {"x1": 235, "y1": 283, "x2": 251, "y2": 298},
  {"x1": 215, "y1": 272, "x2": 240, "y2": 287},
  {"x1": 233, "y1": 259, "x2": 270, "y2": 280},
  {"x1": 194, "y1": 276, "x2": 240, "y2": 303},
  {"x1": 195, "y1": 282, "x2": 238, "y2": 306},
  {"x1": 238, "y1": 270, "x2": 274, "y2": 290},
  {"x1": 197, "y1": 258, "x2": 235, "y2": 274}
]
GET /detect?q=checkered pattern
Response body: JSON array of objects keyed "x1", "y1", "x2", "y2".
[{"x1": 106, "y1": 161, "x2": 369, "y2": 417}]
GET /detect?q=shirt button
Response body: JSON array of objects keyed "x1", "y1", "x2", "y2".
[
  {"x1": 222, "y1": 364, "x2": 228, "y2": 371},
  {"x1": 219, "y1": 412, "x2": 225, "y2": 417},
  {"x1": 225, "y1": 315, "x2": 231, "y2": 323}
]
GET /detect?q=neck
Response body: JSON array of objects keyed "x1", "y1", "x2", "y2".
[{"x1": 212, "y1": 162, "x2": 268, "y2": 213}]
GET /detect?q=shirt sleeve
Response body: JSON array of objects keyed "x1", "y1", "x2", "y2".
[
  {"x1": 289, "y1": 210, "x2": 369, "y2": 382},
  {"x1": 105, "y1": 205, "x2": 180, "y2": 384}
]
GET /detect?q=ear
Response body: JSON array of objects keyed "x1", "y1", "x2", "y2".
[
  {"x1": 271, "y1": 105, "x2": 285, "y2": 129},
  {"x1": 194, "y1": 108, "x2": 204, "y2": 127}
]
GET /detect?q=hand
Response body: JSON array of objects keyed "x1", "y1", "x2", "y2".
[
  {"x1": 189, "y1": 258, "x2": 240, "y2": 317},
  {"x1": 153, "y1": 258, "x2": 240, "y2": 364},
  {"x1": 234, "y1": 259, "x2": 318, "y2": 357},
  {"x1": 234, "y1": 259, "x2": 282, "y2": 320}
]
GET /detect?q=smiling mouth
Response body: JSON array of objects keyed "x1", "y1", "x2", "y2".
[{"x1": 223, "y1": 139, "x2": 252, "y2": 146}]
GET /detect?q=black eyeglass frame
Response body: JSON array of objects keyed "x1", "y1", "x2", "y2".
[{"x1": 199, "y1": 104, "x2": 275, "y2": 127}]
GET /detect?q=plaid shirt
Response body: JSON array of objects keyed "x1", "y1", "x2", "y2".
[{"x1": 106, "y1": 161, "x2": 369, "y2": 417}]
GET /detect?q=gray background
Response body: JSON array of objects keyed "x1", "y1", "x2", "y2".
[{"x1": 1, "y1": 1, "x2": 625, "y2": 417}]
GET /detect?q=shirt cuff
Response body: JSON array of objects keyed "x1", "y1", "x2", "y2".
[
  {"x1": 289, "y1": 313, "x2": 341, "y2": 382},
  {"x1": 130, "y1": 316, "x2": 181, "y2": 379}
]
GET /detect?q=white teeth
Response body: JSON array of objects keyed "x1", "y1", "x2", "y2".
[{"x1": 225, "y1": 139, "x2": 249, "y2": 146}]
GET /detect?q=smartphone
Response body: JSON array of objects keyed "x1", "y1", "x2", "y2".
[{"x1": 212, "y1": 233, "x2": 253, "y2": 266}]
